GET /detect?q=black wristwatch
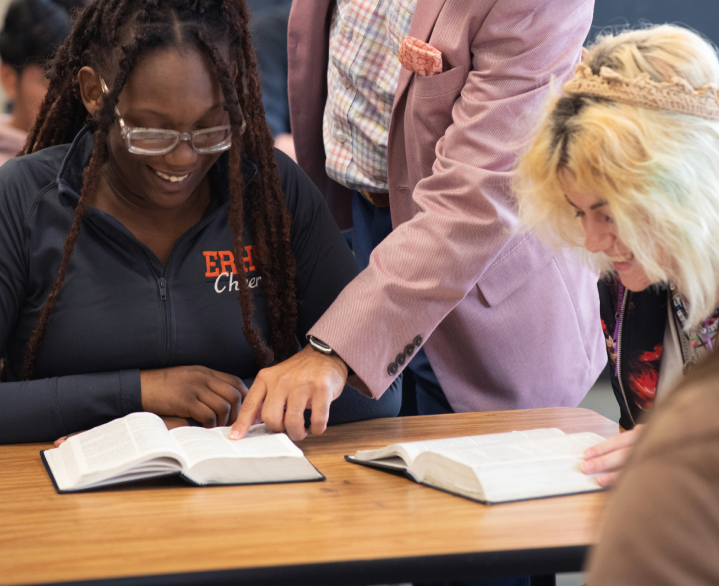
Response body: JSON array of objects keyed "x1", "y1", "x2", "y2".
[
  {"x1": 307, "y1": 335, "x2": 335, "y2": 355},
  {"x1": 307, "y1": 335, "x2": 354, "y2": 375}
]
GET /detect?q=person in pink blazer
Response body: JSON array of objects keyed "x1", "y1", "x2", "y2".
[{"x1": 231, "y1": 0, "x2": 606, "y2": 443}]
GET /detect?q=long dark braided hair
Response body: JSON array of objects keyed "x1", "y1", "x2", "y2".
[{"x1": 19, "y1": 0, "x2": 298, "y2": 380}]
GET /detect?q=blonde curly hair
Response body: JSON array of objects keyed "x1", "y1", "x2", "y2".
[{"x1": 515, "y1": 24, "x2": 719, "y2": 327}]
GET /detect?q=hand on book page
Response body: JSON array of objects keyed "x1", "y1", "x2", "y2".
[
  {"x1": 230, "y1": 345, "x2": 348, "y2": 442},
  {"x1": 140, "y1": 365, "x2": 248, "y2": 427},
  {"x1": 582, "y1": 424, "x2": 644, "y2": 487}
]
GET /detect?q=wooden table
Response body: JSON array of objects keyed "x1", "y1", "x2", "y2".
[{"x1": 0, "y1": 408, "x2": 618, "y2": 586}]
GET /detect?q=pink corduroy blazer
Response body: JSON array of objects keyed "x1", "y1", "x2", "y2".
[{"x1": 288, "y1": 0, "x2": 606, "y2": 412}]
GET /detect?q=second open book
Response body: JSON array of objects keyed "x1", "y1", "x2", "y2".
[{"x1": 346, "y1": 428, "x2": 606, "y2": 504}]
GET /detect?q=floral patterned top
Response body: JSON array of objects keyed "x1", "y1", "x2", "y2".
[
  {"x1": 599, "y1": 276, "x2": 719, "y2": 429},
  {"x1": 598, "y1": 277, "x2": 667, "y2": 429}
]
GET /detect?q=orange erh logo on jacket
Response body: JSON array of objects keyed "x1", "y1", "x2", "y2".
[{"x1": 203, "y1": 247, "x2": 261, "y2": 292}]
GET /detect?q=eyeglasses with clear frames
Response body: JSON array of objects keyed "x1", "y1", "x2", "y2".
[{"x1": 99, "y1": 77, "x2": 244, "y2": 156}]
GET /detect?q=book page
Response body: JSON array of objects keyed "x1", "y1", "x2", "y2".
[
  {"x1": 44, "y1": 413, "x2": 183, "y2": 490},
  {"x1": 353, "y1": 428, "x2": 566, "y2": 467},
  {"x1": 419, "y1": 432, "x2": 606, "y2": 503},
  {"x1": 171, "y1": 424, "x2": 321, "y2": 485},
  {"x1": 170, "y1": 424, "x2": 301, "y2": 469},
  {"x1": 440, "y1": 432, "x2": 603, "y2": 467},
  {"x1": 63, "y1": 412, "x2": 183, "y2": 478}
]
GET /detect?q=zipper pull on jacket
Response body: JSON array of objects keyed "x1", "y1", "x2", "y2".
[{"x1": 158, "y1": 277, "x2": 167, "y2": 300}]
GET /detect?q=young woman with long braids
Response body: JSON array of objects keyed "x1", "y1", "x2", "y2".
[{"x1": 0, "y1": 0, "x2": 400, "y2": 444}]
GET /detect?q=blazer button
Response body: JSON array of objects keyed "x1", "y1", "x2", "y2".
[
  {"x1": 404, "y1": 344, "x2": 414, "y2": 357},
  {"x1": 387, "y1": 362, "x2": 398, "y2": 376},
  {"x1": 413, "y1": 335, "x2": 423, "y2": 347},
  {"x1": 396, "y1": 353, "x2": 406, "y2": 366}
]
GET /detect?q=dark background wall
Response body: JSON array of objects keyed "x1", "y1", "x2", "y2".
[{"x1": 591, "y1": 0, "x2": 719, "y2": 45}]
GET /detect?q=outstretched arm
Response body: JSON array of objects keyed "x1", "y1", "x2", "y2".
[
  {"x1": 232, "y1": 150, "x2": 358, "y2": 441},
  {"x1": 232, "y1": 0, "x2": 593, "y2": 439}
]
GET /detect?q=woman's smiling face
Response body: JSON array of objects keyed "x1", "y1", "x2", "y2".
[
  {"x1": 83, "y1": 46, "x2": 231, "y2": 211},
  {"x1": 559, "y1": 169, "x2": 653, "y2": 292}
]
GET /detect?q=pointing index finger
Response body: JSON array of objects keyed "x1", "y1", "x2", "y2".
[{"x1": 229, "y1": 378, "x2": 267, "y2": 439}]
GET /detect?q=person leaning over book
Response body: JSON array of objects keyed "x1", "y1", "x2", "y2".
[
  {"x1": 0, "y1": 0, "x2": 401, "y2": 445},
  {"x1": 515, "y1": 24, "x2": 719, "y2": 487}
]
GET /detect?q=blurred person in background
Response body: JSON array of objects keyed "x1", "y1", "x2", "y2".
[
  {"x1": 246, "y1": 0, "x2": 295, "y2": 160},
  {"x1": 0, "y1": 0, "x2": 87, "y2": 165},
  {"x1": 516, "y1": 25, "x2": 719, "y2": 487}
]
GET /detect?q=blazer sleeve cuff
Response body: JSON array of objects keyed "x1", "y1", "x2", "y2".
[{"x1": 308, "y1": 323, "x2": 411, "y2": 399}]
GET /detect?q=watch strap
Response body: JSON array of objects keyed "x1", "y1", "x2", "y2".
[{"x1": 306, "y1": 336, "x2": 354, "y2": 376}]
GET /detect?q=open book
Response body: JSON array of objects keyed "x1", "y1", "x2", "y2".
[
  {"x1": 346, "y1": 428, "x2": 605, "y2": 504},
  {"x1": 42, "y1": 412, "x2": 323, "y2": 493}
]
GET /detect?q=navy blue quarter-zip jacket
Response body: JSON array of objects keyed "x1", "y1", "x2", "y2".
[{"x1": 0, "y1": 126, "x2": 399, "y2": 444}]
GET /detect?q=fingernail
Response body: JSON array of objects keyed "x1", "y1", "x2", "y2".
[
  {"x1": 229, "y1": 430, "x2": 240, "y2": 440},
  {"x1": 585, "y1": 448, "x2": 595, "y2": 458},
  {"x1": 582, "y1": 461, "x2": 594, "y2": 473}
]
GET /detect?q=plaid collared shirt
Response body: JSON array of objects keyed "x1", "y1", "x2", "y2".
[{"x1": 323, "y1": 0, "x2": 417, "y2": 193}]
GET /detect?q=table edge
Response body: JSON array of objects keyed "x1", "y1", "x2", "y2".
[{"x1": 28, "y1": 545, "x2": 588, "y2": 586}]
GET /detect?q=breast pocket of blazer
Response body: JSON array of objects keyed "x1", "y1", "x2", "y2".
[
  {"x1": 406, "y1": 66, "x2": 468, "y2": 175},
  {"x1": 408, "y1": 66, "x2": 467, "y2": 130}
]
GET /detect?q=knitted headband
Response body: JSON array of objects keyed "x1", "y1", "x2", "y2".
[{"x1": 563, "y1": 62, "x2": 719, "y2": 121}]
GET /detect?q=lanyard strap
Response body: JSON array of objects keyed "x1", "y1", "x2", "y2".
[{"x1": 612, "y1": 280, "x2": 625, "y2": 378}]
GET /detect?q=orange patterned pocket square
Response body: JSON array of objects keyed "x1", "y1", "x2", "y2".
[{"x1": 398, "y1": 36, "x2": 442, "y2": 77}]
